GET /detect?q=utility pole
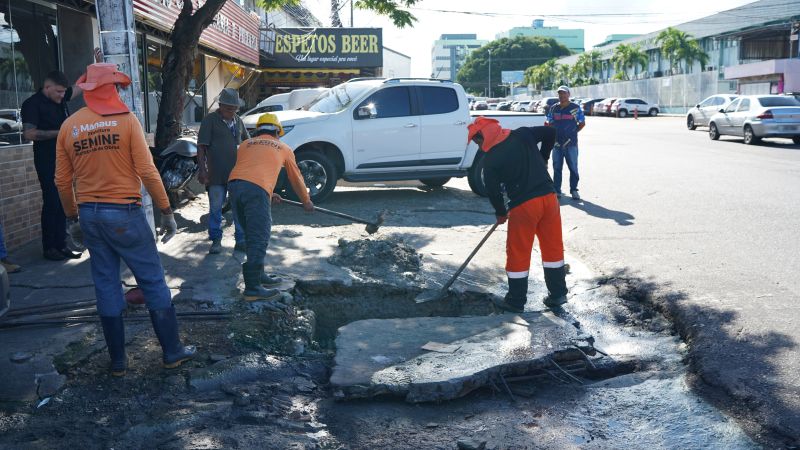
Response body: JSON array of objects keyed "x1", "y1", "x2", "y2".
[{"x1": 95, "y1": 0, "x2": 154, "y2": 235}]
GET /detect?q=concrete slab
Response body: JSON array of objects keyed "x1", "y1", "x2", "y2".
[{"x1": 331, "y1": 311, "x2": 593, "y2": 403}]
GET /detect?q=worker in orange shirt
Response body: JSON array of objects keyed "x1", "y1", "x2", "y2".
[
  {"x1": 228, "y1": 113, "x2": 314, "y2": 303},
  {"x1": 55, "y1": 63, "x2": 194, "y2": 376}
]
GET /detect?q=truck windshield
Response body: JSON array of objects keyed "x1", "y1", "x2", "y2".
[{"x1": 306, "y1": 83, "x2": 373, "y2": 113}]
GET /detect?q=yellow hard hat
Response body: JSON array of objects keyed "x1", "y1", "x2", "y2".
[{"x1": 255, "y1": 113, "x2": 284, "y2": 136}]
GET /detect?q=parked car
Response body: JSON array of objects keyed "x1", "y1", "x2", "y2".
[
  {"x1": 526, "y1": 100, "x2": 540, "y2": 112},
  {"x1": 707, "y1": 95, "x2": 800, "y2": 145},
  {"x1": 581, "y1": 98, "x2": 604, "y2": 116},
  {"x1": 496, "y1": 101, "x2": 512, "y2": 111},
  {"x1": 686, "y1": 94, "x2": 738, "y2": 130},
  {"x1": 611, "y1": 98, "x2": 659, "y2": 117},
  {"x1": 537, "y1": 97, "x2": 559, "y2": 114},
  {"x1": 473, "y1": 101, "x2": 489, "y2": 110},
  {"x1": 271, "y1": 78, "x2": 546, "y2": 201},
  {"x1": 515, "y1": 100, "x2": 532, "y2": 112},
  {"x1": 593, "y1": 98, "x2": 617, "y2": 116}
]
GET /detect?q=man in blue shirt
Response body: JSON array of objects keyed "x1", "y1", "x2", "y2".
[{"x1": 546, "y1": 85, "x2": 586, "y2": 200}]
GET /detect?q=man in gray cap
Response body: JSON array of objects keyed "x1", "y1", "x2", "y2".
[
  {"x1": 197, "y1": 88, "x2": 250, "y2": 254},
  {"x1": 546, "y1": 85, "x2": 585, "y2": 200}
]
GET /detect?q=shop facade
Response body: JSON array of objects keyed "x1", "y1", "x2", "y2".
[{"x1": 0, "y1": 0, "x2": 259, "y2": 250}]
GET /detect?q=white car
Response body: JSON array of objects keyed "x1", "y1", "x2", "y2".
[
  {"x1": 686, "y1": 94, "x2": 738, "y2": 130},
  {"x1": 515, "y1": 101, "x2": 531, "y2": 112},
  {"x1": 610, "y1": 98, "x2": 659, "y2": 117}
]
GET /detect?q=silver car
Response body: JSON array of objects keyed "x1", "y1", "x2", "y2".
[
  {"x1": 686, "y1": 94, "x2": 738, "y2": 129},
  {"x1": 708, "y1": 95, "x2": 800, "y2": 145}
]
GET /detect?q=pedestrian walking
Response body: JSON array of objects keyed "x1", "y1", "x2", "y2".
[
  {"x1": 0, "y1": 220, "x2": 21, "y2": 274},
  {"x1": 21, "y1": 49, "x2": 102, "y2": 261},
  {"x1": 55, "y1": 63, "x2": 194, "y2": 376},
  {"x1": 546, "y1": 85, "x2": 586, "y2": 200},
  {"x1": 228, "y1": 113, "x2": 313, "y2": 302},
  {"x1": 467, "y1": 117, "x2": 569, "y2": 312},
  {"x1": 197, "y1": 88, "x2": 249, "y2": 255}
]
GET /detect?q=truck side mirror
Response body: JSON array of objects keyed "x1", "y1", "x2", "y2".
[
  {"x1": 719, "y1": 108, "x2": 726, "y2": 113},
  {"x1": 357, "y1": 104, "x2": 377, "y2": 119}
]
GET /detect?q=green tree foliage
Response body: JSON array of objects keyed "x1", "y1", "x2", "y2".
[
  {"x1": 571, "y1": 50, "x2": 602, "y2": 85},
  {"x1": 456, "y1": 36, "x2": 570, "y2": 97},
  {"x1": 611, "y1": 43, "x2": 648, "y2": 81},
  {"x1": 655, "y1": 27, "x2": 709, "y2": 74}
]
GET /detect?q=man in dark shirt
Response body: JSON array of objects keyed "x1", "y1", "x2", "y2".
[
  {"x1": 21, "y1": 71, "x2": 86, "y2": 261},
  {"x1": 468, "y1": 116, "x2": 569, "y2": 312},
  {"x1": 197, "y1": 88, "x2": 249, "y2": 255},
  {"x1": 546, "y1": 85, "x2": 586, "y2": 200}
]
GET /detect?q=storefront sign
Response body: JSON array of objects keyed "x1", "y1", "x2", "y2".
[
  {"x1": 272, "y1": 28, "x2": 382, "y2": 68},
  {"x1": 133, "y1": 0, "x2": 259, "y2": 65}
]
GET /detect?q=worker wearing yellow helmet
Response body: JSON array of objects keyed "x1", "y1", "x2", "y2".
[{"x1": 228, "y1": 113, "x2": 314, "y2": 303}]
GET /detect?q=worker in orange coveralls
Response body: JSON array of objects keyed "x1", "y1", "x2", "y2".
[{"x1": 467, "y1": 117, "x2": 569, "y2": 312}]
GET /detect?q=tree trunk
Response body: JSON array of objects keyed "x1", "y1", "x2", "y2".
[{"x1": 154, "y1": 0, "x2": 226, "y2": 151}]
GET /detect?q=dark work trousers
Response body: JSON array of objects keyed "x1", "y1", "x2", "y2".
[
  {"x1": 229, "y1": 180, "x2": 272, "y2": 267},
  {"x1": 33, "y1": 148, "x2": 67, "y2": 252}
]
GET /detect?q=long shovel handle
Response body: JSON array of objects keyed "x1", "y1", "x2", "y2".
[
  {"x1": 435, "y1": 222, "x2": 499, "y2": 295},
  {"x1": 281, "y1": 198, "x2": 375, "y2": 226}
]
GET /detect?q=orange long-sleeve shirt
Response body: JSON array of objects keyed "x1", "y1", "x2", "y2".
[
  {"x1": 55, "y1": 108, "x2": 170, "y2": 217},
  {"x1": 228, "y1": 135, "x2": 311, "y2": 204}
]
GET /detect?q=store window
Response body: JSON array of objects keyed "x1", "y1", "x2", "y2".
[
  {"x1": 0, "y1": 0, "x2": 59, "y2": 147},
  {"x1": 144, "y1": 39, "x2": 205, "y2": 133}
]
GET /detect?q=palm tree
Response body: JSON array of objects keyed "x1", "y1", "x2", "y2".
[
  {"x1": 574, "y1": 50, "x2": 603, "y2": 82},
  {"x1": 656, "y1": 27, "x2": 708, "y2": 74},
  {"x1": 612, "y1": 44, "x2": 648, "y2": 80}
]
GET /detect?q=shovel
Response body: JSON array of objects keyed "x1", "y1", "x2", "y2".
[
  {"x1": 415, "y1": 223, "x2": 499, "y2": 303},
  {"x1": 281, "y1": 198, "x2": 385, "y2": 234}
]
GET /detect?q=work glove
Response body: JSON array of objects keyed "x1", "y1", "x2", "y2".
[
  {"x1": 303, "y1": 200, "x2": 314, "y2": 213},
  {"x1": 159, "y1": 213, "x2": 178, "y2": 244},
  {"x1": 67, "y1": 218, "x2": 84, "y2": 247},
  {"x1": 495, "y1": 214, "x2": 508, "y2": 225}
]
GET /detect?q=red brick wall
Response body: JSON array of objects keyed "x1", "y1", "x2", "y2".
[{"x1": 0, "y1": 145, "x2": 42, "y2": 250}]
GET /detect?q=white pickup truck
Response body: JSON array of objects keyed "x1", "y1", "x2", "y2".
[{"x1": 271, "y1": 78, "x2": 545, "y2": 202}]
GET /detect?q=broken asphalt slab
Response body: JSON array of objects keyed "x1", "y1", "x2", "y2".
[{"x1": 331, "y1": 311, "x2": 594, "y2": 403}]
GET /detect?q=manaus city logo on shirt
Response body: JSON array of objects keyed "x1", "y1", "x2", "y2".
[{"x1": 72, "y1": 126, "x2": 79, "y2": 138}]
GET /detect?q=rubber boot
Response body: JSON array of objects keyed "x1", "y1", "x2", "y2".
[
  {"x1": 261, "y1": 271, "x2": 283, "y2": 287},
  {"x1": 492, "y1": 276, "x2": 528, "y2": 313},
  {"x1": 242, "y1": 263, "x2": 281, "y2": 301},
  {"x1": 543, "y1": 266, "x2": 568, "y2": 307},
  {"x1": 149, "y1": 306, "x2": 196, "y2": 368},
  {"x1": 99, "y1": 316, "x2": 126, "y2": 376}
]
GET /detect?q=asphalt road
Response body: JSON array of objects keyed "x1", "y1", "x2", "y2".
[{"x1": 540, "y1": 115, "x2": 800, "y2": 444}]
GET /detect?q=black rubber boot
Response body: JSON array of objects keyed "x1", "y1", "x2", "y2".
[
  {"x1": 543, "y1": 266, "x2": 568, "y2": 307},
  {"x1": 99, "y1": 316, "x2": 126, "y2": 376},
  {"x1": 492, "y1": 276, "x2": 528, "y2": 313},
  {"x1": 242, "y1": 263, "x2": 281, "y2": 301},
  {"x1": 149, "y1": 306, "x2": 196, "y2": 368},
  {"x1": 260, "y1": 271, "x2": 283, "y2": 287}
]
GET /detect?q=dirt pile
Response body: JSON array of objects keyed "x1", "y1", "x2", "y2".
[{"x1": 328, "y1": 238, "x2": 422, "y2": 285}]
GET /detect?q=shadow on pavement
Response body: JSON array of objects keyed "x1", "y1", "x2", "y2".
[
  {"x1": 562, "y1": 198, "x2": 635, "y2": 226},
  {"x1": 594, "y1": 267, "x2": 798, "y2": 448}
]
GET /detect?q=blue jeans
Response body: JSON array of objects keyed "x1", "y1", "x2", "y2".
[
  {"x1": 0, "y1": 221, "x2": 7, "y2": 260},
  {"x1": 208, "y1": 184, "x2": 244, "y2": 242},
  {"x1": 79, "y1": 203, "x2": 172, "y2": 316},
  {"x1": 552, "y1": 145, "x2": 580, "y2": 193},
  {"x1": 229, "y1": 180, "x2": 272, "y2": 267}
]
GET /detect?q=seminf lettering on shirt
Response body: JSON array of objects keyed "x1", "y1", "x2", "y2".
[
  {"x1": 246, "y1": 138, "x2": 282, "y2": 150},
  {"x1": 71, "y1": 119, "x2": 122, "y2": 155}
]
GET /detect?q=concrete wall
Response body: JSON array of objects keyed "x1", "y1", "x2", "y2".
[
  {"x1": 539, "y1": 71, "x2": 737, "y2": 114},
  {"x1": 382, "y1": 48, "x2": 411, "y2": 78},
  {"x1": 0, "y1": 145, "x2": 42, "y2": 250}
]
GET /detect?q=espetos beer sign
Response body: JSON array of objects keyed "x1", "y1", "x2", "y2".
[{"x1": 273, "y1": 28, "x2": 383, "y2": 68}]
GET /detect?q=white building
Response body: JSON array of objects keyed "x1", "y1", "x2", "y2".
[
  {"x1": 382, "y1": 47, "x2": 411, "y2": 78},
  {"x1": 431, "y1": 34, "x2": 488, "y2": 81}
]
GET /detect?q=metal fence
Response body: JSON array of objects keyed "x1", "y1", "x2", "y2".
[{"x1": 535, "y1": 71, "x2": 738, "y2": 114}]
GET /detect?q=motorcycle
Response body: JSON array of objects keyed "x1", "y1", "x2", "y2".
[{"x1": 157, "y1": 127, "x2": 200, "y2": 209}]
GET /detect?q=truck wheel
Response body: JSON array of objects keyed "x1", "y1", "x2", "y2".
[
  {"x1": 467, "y1": 153, "x2": 488, "y2": 197},
  {"x1": 419, "y1": 177, "x2": 451, "y2": 187},
  {"x1": 793, "y1": 136, "x2": 800, "y2": 145},
  {"x1": 286, "y1": 151, "x2": 338, "y2": 203}
]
